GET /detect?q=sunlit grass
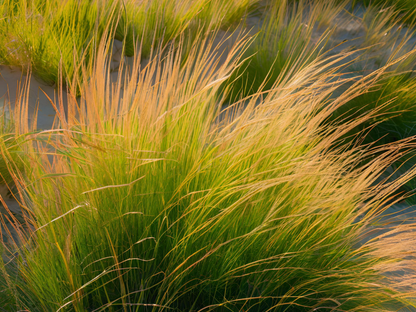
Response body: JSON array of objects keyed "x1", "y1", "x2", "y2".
[
  {"x1": 0, "y1": 0, "x2": 119, "y2": 87},
  {"x1": 0, "y1": 93, "x2": 26, "y2": 193},
  {"x1": 116, "y1": 0, "x2": 257, "y2": 58},
  {"x1": 1, "y1": 1, "x2": 416, "y2": 311},
  {"x1": 0, "y1": 0, "x2": 257, "y2": 90},
  {"x1": 220, "y1": 0, "x2": 343, "y2": 102},
  {"x1": 330, "y1": 71, "x2": 416, "y2": 143},
  {"x1": 357, "y1": 0, "x2": 416, "y2": 23},
  {"x1": 0, "y1": 27, "x2": 416, "y2": 311}
]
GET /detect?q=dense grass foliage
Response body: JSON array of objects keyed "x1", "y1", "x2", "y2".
[
  {"x1": 0, "y1": 29, "x2": 416, "y2": 311},
  {"x1": 0, "y1": 0, "x2": 117, "y2": 85},
  {"x1": 328, "y1": 29, "x2": 416, "y2": 204},
  {"x1": 115, "y1": 0, "x2": 257, "y2": 58},
  {"x1": 1, "y1": 0, "x2": 416, "y2": 311},
  {"x1": 221, "y1": 0, "x2": 344, "y2": 101},
  {"x1": 0, "y1": 0, "x2": 255, "y2": 87},
  {"x1": 357, "y1": 0, "x2": 416, "y2": 22},
  {"x1": 333, "y1": 73, "x2": 416, "y2": 142}
]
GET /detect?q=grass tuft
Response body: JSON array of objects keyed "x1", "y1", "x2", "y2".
[
  {"x1": 0, "y1": 27, "x2": 416, "y2": 311},
  {"x1": 220, "y1": 0, "x2": 344, "y2": 102}
]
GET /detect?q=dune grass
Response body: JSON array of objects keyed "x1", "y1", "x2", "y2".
[
  {"x1": 0, "y1": 0, "x2": 256, "y2": 90},
  {"x1": 1, "y1": 0, "x2": 416, "y2": 311},
  {"x1": 220, "y1": 0, "x2": 344, "y2": 102},
  {"x1": 335, "y1": 72, "x2": 416, "y2": 141},
  {"x1": 328, "y1": 28, "x2": 416, "y2": 203},
  {"x1": 0, "y1": 0, "x2": 119, "y2": 86},
  {"x1": 0, "y1": 93, "x2": 25, "y2": 191},
  {"x1": 357, "y1": 0, "x2": 416, "y2": 22},
  {"x1": 115, "y1": 0, "x2": 257, "y2": 58},
  {"x1": 0, "y1": 25, "x2": 416, "y2": 311}
]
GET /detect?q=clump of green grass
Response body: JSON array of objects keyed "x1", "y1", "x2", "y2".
[
  {"x1": 1, "y1": 31, "x2": 416, "y2": 311},
  {"x1": 328, "y1": 21, "x2": 416, "y2": 142},
  {"x1": 220, "y1": 0, "x2": 343, "y2": 102},
  {"x1": 355, "y1": 0, "x2": 416, "y2": 23},
  {"x1": 353, "y1": 3, "x2": 416, "y2": 63},
  {"x1": 0, "y1": 0, "x2": 257, "y2": 90},
  {"x1": 328, "y1": 31, "x2": 416, "y2": 206},
  {"x1": 330, "y1": 71, "x2": 416, "y2": 145},
  {"x1": 116, "y1": 0, "x2": 257, "y2": 58},
  {"x1": 0, "y1": 0, "x2": 120, "y2": 86},
  {"x1": 385, "y1": 151, "x2": 416, "y2": 206}
]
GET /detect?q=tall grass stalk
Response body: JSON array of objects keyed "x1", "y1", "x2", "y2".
[{"x1": 1, "y1": 30, "x2": 416, "y2": 311}]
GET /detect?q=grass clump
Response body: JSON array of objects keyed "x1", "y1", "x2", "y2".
[
  {"x1": 0, "y1": 0, "x2": 119, "y2": 86},
  {"x1": 0, "y1": 32, "x2": 416, "y2": 311},
  {"x1": 115, "y1": 0, "x2": 257, "y2": 58},
  {"x1": 220, "y1": 0, "x2": 343, "y2": 102},
  {"x1": 0, "y1": 0, "x2": 257, "y2": 89},
  {"x1": 330, "y1": 70, "x2": 416, "y2": 144},
  {"x1": 356, "y1": 0, "x2": 416, "y2": 23}
]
